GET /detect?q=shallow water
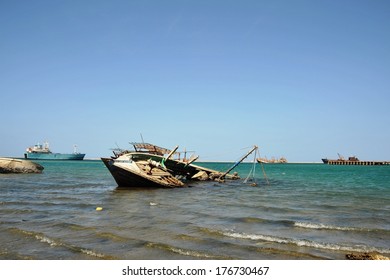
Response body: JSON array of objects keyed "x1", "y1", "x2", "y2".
[{"x1": 1, "y1": 160, "x2": 389, "y2": 259}]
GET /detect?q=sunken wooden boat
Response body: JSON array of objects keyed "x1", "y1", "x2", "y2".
[
  {"x1": 101, "y1": 154, "x2": 184, "y2": 188},
  {"x1": 102, "y1": 143, "x2": 256, "y2": 188}
]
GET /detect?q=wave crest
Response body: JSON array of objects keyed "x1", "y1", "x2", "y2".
[
  {"x1": 221, "y1": 230, "x2": 390, "y2": 254},
  {"x1": 294, "y1": 222, "x2": 358, "y2": 231},
  {"x1": 9, "y1": 227, "x2": 113, "y2": 259},
  {"x1": 147, "y1": 242, "x2": 230, "y2": 259},
  {"x1": 294, "y1": 221, "x2": 390, "y2": 233}
]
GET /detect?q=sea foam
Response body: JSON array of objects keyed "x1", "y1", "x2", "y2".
[
  {"x1": 221, "y1": 230, "x2": 390, "y2": 254},
  {"x1": 294, "y1": 222, "x2": 359, "y2": 231}
]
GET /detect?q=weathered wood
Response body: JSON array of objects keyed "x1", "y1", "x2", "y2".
[{"x1": 219, "y1": 146, "x2": 258, "y2": 179}]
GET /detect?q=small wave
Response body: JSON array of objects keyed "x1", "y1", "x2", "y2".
[
  {"x1": 295, "y1": 222, "x2": 360, "y2": 231},
  {"x1": 147, "y1": 242, "x2": 230, "y2": 259},
  {"x1": 224, "y1": 231, "x2": 290, "y2": 244},
  {"x1": 80, "y1": 249, "x2": 106, "y2": 258},
  {"x1": 9, "y1": 227, "x2": 113, "y2": 259},
  {"x1": 169, "y1": 247, "x2": 216, "y2": 259},
  {"x1": 294, "y1": 222, "x2": 390, "y2": 233},
  {"x1": 227, "y1": 218, "x2": 390, "y2": 234},
  {"x1": 35, "y1": 235, "x2": 60, "y2": 247},
  {"x1": 10, "y1": 228, "x2": 63, "y2": 248},
  {"x1": 221, "y1": 231, "x2": 390, "y2": 254}
]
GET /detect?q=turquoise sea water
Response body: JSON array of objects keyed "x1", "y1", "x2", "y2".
[{"x1": 0, "y1": 160, "x2": 389, "y2": 260}]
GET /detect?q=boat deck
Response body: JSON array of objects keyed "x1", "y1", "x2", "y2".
[{"x1": 325, "y1": 160, "x2": 390, "y2": 165}]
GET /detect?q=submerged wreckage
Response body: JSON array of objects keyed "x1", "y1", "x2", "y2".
[{"x1": 101, "y1": 143, "x2": 258, "y2": 188}]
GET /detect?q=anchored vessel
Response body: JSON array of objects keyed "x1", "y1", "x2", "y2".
[
  {"x1": 322, "y1": 154, "x2": 389, "y2": 166},
  {"x1": 257, "y1": 157, "x2": 287, "y2": 164},
  {"x1": 102, "y1": 142, "x2": 257, "y2": 188},
  {"x1": 24, "y1": 142, "x2": 85, "y2": 160}
]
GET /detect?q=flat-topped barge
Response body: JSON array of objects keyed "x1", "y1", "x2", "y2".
[{"x1": 322, "y1": 154, "x2": 390, "y2": 165}]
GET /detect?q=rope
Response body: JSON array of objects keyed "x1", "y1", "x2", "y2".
[
  {"x1": 244, "y1": 148, "x2": 258, "y2": 186},
  {"x1": 244, "y1": 148, "x2": 270, "y2": 186},
  {"x1": 260, "y1": 158, "x2": 270, "y2": 186}
]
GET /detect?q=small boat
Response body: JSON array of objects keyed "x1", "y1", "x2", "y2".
[
  {"x1": 257, "y1": 158, "x2": 268, "y2": 164},
  {"x1": 102, "y1": 142, "x2": 257, "y2": 188},
  {"x1": 24, "y1": 142, "x2": 85, "y2": 160}
]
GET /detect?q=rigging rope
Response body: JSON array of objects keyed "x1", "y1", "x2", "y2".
[
  {"x1": 243, "y1": 147, "x2": 270, "y2": 186},
  {"x1": 244, "y1": 148, "x2": 258, "y2": 186},
  {"x1": 261, "y1": 160, "x2": 270, "y2": 186}
]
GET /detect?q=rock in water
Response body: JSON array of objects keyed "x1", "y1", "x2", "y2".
[
  {"x1": 0, "y1": 158, "x2": 44, "y2": 174},
  {"x1": 346, "y1": 252, "x2": 390, "y2": 260}
]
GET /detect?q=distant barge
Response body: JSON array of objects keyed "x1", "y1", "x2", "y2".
[{"x1": 322, "y1": 155, "x2": 390, "y2": 165}]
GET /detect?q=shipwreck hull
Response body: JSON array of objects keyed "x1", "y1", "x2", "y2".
[
  {"x1": 129, "y1": 152, "x2": 235, "y2": 180},
  {"x1": 101, "y1": 158, "x2": 183, "y2": 188},
  {"x1": 101, "y1": 145, "x2": 245, "y2": 188}
]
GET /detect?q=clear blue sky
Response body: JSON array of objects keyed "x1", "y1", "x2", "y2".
[{"x1": 1, "y1": 0, "x2": 389, "y2": 162}]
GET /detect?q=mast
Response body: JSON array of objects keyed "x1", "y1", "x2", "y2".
[
  {"x1": 165, "y1": 145, "x2": 179, "y2": 161},
  {"x1": 219, "y1": 145, "x2": 258, "y2": 180}
]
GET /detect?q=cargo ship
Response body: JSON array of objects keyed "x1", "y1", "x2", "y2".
[
  {"x1": 24, "y1": 142, "x2": 85, "y2": 160},
  {"x1": 322, "y1": 154, "x2": 389, "y2": 166}
]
